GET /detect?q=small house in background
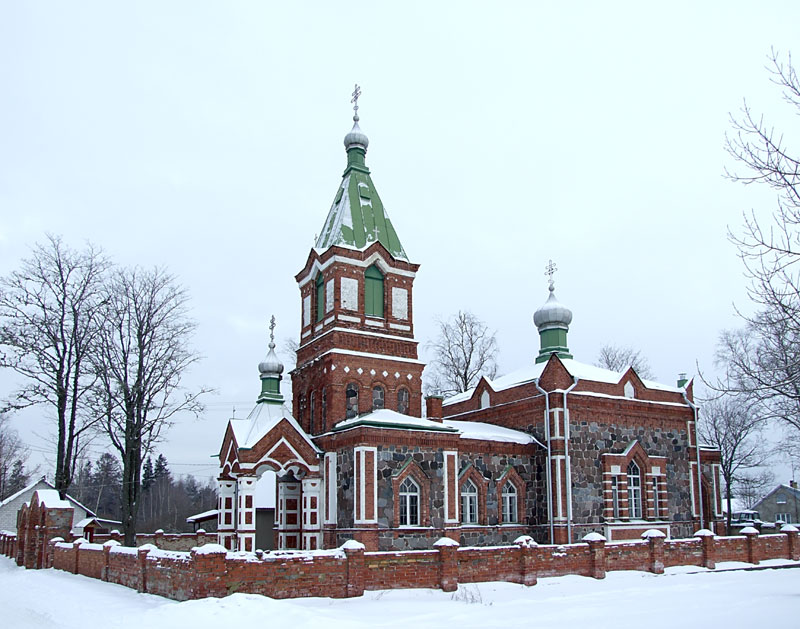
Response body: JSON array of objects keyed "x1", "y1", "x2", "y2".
[
  {"x1": 753, "y1": 482, "x2": 800, "y2": 525},
  {"x1": 0, "y1": 477, "x2": 119, "y2": 538}
]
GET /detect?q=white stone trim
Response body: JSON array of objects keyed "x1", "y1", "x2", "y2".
[
  {"x1": 389, "y1": 323, "x2": 411, "y2": 331},
  {"x1": 324, "y1": 453, "x2": 337, "y2": 525},
  {"x1": 444, "y1": 451, "x2": 458, "y2": 524},
  {"x1": 298, "y1": 253, "x2": 417, "y2": 288},
  {"x1": 354, "y1": 446, "x2": 378, "y2": 524}
]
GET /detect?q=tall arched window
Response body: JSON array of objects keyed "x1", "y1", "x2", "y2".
[
  {"x1": 627, "y1": 461, "x2": 642, "y2": 519},
  {"x1": 397, "y1": 388, "x2": 410, "y2": 415},
  {"x1": 461, "y1": 479, "x2": 478, "y2": 524},
  {"x1": 346, "y1": 383, "x2": 359, "y2": 419},
  {"x1": 399, "y1": 477, "x2": 420, "y2": 526},
  {"x1": 315, "y1": 273, "x2": 325, "y2": 322},
  {"x1": 501, "y1": 481, "x2": 518, "y2": 523},
  {"x1": 321, "y1": 387, "x2": 327, "y2": 431},
  {"x1": 309, "y1": 390, "x2": 315, "y2": 434},
  {"x1": 372, "y1": 385, "x2": 385, "y2": 410},
  {"x1": 364, "y1": 265, "x2": 384, "y2": 317}
]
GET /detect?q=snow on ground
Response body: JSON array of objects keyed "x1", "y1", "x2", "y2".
[{"x1": 2, "y1": 555, "x2": 799, "y2": 628}]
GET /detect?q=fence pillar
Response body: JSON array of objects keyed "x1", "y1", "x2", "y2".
[
  {"x1": 137, "y1": 544, "x2": 156, "y2": 593},
  {"x1": 47, "y1": 537, "x2": 63, "y2": 569},
  {"x1": 102, "y1": 540, "x2": 120, "y2": 581},
  {"x1": 583, "y1": 533, "x2": 606, "y2": 579},
  {"x1": 154, "y1": 529, "x2": 165, "y2": 549},
  {"x1": 197, "y1": 529, "x2": 207, "y2": 547},
  {"x1": 741, "y1": 527, "x2": 759, "y2": 565},
  {"x1": 434, "y1": 537, "x2": 460, "y2": 592},
  {"x1": 694, "y1": 529, "x2": 715, "y2": 569},
  {"x1": 190, "y1": 544, "x2": 228, "y2": 599},
  {"x1": 342, "y1": 540, "x2": 366, "y2": 598},
  {"x1": 642, "y1": 529, "x2": 666, "y2": 574},
  {"x1": 781, "y1": 525, "x2": 799, "y2": 560},
  {"x1": 514, "y1": 535, "x2": 538, "y2": 586}
]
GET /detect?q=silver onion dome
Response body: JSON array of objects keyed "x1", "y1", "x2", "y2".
[
  {"x1": 344, "y1": 114, "x2": 369, "y2": 151},
  {"x1": 258, "y1": 342, "x2": 284, "y2": 377},
  {"x1": 533, "y1": 283, "x2": 573, "y2": 330}
]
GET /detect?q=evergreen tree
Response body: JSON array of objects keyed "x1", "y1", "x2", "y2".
[
  {"x1": 91, "y1": 453, "x2": 122, "y2": 518},
  {"x1": 141, "y1": 457, "x2": 155, "y2": 492},
  {"x1": 7, "y1": 459, "x2": 29, "y2": 496}
]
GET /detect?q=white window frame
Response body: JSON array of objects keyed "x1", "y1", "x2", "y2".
[
  {"x1": 501, "y1": 480, "x2": 518, "y2": 523},
  {"x1": 461, "y1": 479, "x2": 478, "y2": 524},
  {"x1": 399, "y1": 477, "x2": 420, "y2": 526},
  {"x1": 611, "y1": 476, "x2": 620, "y2": 519},
  {"x1": 627, "y1": 461, "x2": 642, "y2": 519}
]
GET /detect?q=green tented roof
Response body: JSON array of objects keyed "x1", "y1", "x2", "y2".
[{"x1": 315, "y1": 151, "x2": 408, "y2": 261}]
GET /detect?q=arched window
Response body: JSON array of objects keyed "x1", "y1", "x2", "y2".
[
  {"x1": 346, "y1": 383, "x2": 359, "y2": 419},
  {"x1": 364, "y1": 265, "x2": 384, "y2": 317},
  {"x1": 309, "y1": 390, "x2": 315, "y2": 434},
  {"x1": 372, "y1": 385, "x2": 385, "y2": 410},
  {"x1": 501, "y1": 481, "x2": 518, "y2": 523},
  {"x1": 627, "y1": 461, "x2": 642, "y2": 519},
  {"x1": 321, "y1": 387, "x2": 327, "y2": 431},
  {"x1": 461, "y1": 479, "x2": 478, "y2": 524},
  {"x1": 399, "y1": 477, "x2": 420, "y2": 526},
  {"x1": 397, "y1": 388, "x2": 409, "y2": 415},
  {"x1": 315, "y1": 273, "x2": 324, "y2": 322}
]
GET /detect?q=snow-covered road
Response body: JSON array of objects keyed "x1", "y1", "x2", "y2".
[{"x1": 2, "y1": 555, "x2": 798, "y2": 628}]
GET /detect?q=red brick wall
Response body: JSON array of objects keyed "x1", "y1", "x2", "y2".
[
  {"x1": 363, "y1": 551, "x2": 440, "y2": 590},
  {"x1": 38, "y1": 528, "x2": 800, "y2": 602}
]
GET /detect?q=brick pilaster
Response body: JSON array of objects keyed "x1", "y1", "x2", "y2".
[
  {"x1": 343, "y1": 540, "x2": 366, "y2": 598},
  {"x1": 642, "y1": 530, "x2": 665, "y2": 574},
  {"x1": 137, "y1": 545, "x2": 154, "y2": 593},
  {"x1": 695, "y1": 529, "x2": 716, "y2": 569},
  {"x1": 514, "y1": 535, "x2": 538, "y2": 586},
  {"x1": 742, "y1": 528, "x2": 759, "y2": 565},
  {"x1": 435, "y1": 538, "x2": 460, "y2": 592},
  {"x1": 190, "y1": 544, "x2": 228, "y2": 598},
  {"x1": 584, "y1": 533, "x2": 606, "y2": 579},
  {"x1": 782, "y1": 525, "x2": 799, "y2": 560}
]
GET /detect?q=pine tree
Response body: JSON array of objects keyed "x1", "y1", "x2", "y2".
[
  {"x1": 7, "y1": 460, "x2": 29, "y2": 495},
  {"x1": 141, "y1": 457, "x2": 155, "y2": 492},
  {"x1": 92, "y1": 453, "x2": 122, "y2": 518}
]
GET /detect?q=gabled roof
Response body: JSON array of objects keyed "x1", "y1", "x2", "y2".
[
  {"x1": 443, "y1": 356, "x2": 687, "y2": 407},
  {"x1": 333, "y1": 408, "x2": 458, "y2": 433},
  {"x1": 315, "y1": 160, "x2": 408, "y2": 260},
  {"x1": 229, "y1": 401, "x2": 321, "y2": 453},
  {"x1": 0, "y1": 477, "x2": 97, "y2": 517}
]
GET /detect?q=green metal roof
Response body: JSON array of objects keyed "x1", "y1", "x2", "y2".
[{"x1": 315, "y1": 142, "x2": 408, "y2": 261}]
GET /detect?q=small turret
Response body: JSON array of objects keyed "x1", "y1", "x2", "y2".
[
  {"x1": 534, "y1": 260, "x2": 573, "y2": 364},
  {"x1": 257, "y1": 315, "x2": 284, "y2": 404}
]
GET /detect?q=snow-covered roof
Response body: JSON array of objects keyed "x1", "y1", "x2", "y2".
[
  {"x1": 0, "y1": 479, "x2": 48, "y2": 509},
  {"x1": 33, "y1": 489, "x2": 71, "y2": 509},
  {"x1": 332, "y1": 410, "x2": 536, "y2": 445},
  {"x1": 230, "y1": 401, "x2": 321, "y2": 453},
  {"x1": 443, "y1": 358, "x2": 686, "y2": 406},
  {"x1": 443, "y1": 420, "x2": 536, "y2": 445},
  {"x1": 334, "y1": 408, "x2": 458, "y2": 433},
  {"x1": 186, "y1": 509, "x2": 219, "y2": 523}
]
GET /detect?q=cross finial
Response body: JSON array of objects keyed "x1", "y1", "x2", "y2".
[
  {"x1": 351, "y1": 84, "x2": 361, "y2": 119},
  {"x1": 545, "y1": 259, "x2": 557, "y2": 290},
  {"x1": 269, "y1": 315, "x2": 276, "y2": 348}
]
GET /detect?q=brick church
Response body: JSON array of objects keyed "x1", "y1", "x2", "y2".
[{"x1": 216, "y1": 94, "x2": 722, "y2": 552}]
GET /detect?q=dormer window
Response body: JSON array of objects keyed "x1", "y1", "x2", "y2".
[{"x1": 365, "y1": 265, "x2": 384, "y2": 317}]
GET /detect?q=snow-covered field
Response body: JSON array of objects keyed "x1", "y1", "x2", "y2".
[{"x1": 2, "y1": 555, "x2": 799, "y2": 628}]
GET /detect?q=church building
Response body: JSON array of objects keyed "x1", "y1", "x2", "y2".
[{"x1": 216, "y1": 93, "x2": 722, "y2": 552}]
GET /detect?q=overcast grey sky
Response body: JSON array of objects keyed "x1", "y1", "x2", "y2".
[{"x1": 2, "y1": 2, "x2": 799, "y2": 482}]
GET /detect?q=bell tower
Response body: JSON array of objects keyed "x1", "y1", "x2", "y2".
[{"x1": 291, "y1": 87, "x2": 424, "y2": 435}]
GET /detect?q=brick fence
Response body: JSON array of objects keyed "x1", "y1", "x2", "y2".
[{"x1": 2, "y1": 525, "x2": 799, "y2": 601}]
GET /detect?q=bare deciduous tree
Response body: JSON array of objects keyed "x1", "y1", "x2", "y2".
[
  {"x1": 718, "y1": 50, "x2": 800, "y2": 437},
  {"x1": 594, "y1": 344, "x2": 655, "y2": 380},
  {"x1": 736, "y1": 469, "x2": 776, "y2": 510},
  {"x1": 0, "y1": 413, "x2": 30, "y2": 500},
  {"x1": 0, "y1": 235, "x2": 108, "y2": 497},
  {"x1": 698, "y1": 396, "x2": 770, "y2": 533},
  {"x1": 92, "y1": 267, "x2": 209, "y2": 545},
  {"x1": 427, "y1": 311, "x2": 498, "y2": 396}
]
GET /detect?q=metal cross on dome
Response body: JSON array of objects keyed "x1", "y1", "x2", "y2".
[
  {"x1": 545, "y1": 259, "x2": 557, "y2": 289},
  {"x1": 269, "y1": 315, "x2": 276, "y2": 346},
  {"x1": 351, "y1": 84, "x2": 361, "y2": 115}
]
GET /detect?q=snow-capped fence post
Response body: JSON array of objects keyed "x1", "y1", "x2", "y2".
[
  {"x1": 154, "y1": 529, "x2": 165, "y2": 549},
  {"x1": 102, "y1": 540, "x2": 120, "y2": 582},
  {"x1": 641, "y1": 529, "x2": 666, "y2": 574},
  {"x1": 342, "y1": 540, "x2": 366, "y2": 598},
  {"x1": 741, "y1": 527, "x2": 759, "y2": 565},
  {"x1": 514, "y1": 535, "x2": 538, "y2": 586},
  {"x1": 196, "y1": 528, "x2": 207, "y2": 547},
  {"x1": 781, "y1": 525, "x2": 799, "y2": 561},
  {"x1": 583, "y1": 533, "x2": 606, "y2": 579},
  {"x1": 694, "y1": 529, "x2": 715, "y2": 569},
  {"x1": 46, "y1": 537, "x2": 63, "y2": 568},
  {"x1": 137, "y1": 544, "x2": 156, "y2": 593},
  {"x1": 434, "y1": 537, "x2": 460, "y2": 592},
  {"x1": 190, "y1": 544, "x2": 228, "y2": 599}
]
